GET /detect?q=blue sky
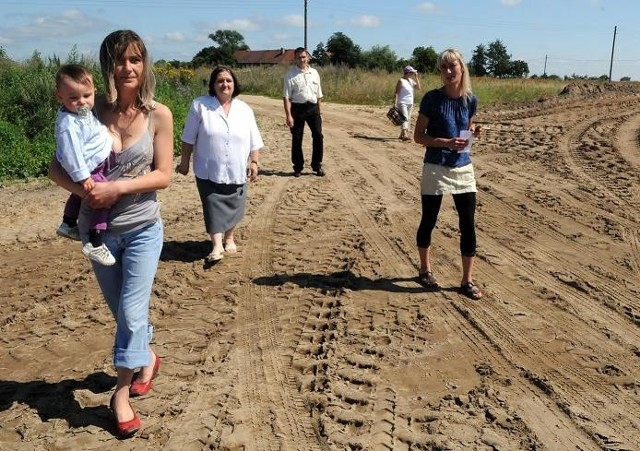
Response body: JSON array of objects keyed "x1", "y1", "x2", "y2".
[{"x1": 2, "y1": 0, "x2": 640, "y2": 80}]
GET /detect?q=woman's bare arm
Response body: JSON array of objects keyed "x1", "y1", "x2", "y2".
[{"x1": 49, "y1": 158, "x2": 85, "y2": 198}]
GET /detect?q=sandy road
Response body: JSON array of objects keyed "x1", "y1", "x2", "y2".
[{"x1": 1, "y1": 83, "x2": 639, "y2": 450}]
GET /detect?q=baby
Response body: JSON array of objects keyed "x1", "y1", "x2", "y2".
[{"x1": 54, "y1": 64, "x2": 120, "y2": 266}]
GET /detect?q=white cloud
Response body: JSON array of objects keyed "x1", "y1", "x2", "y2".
[
  {"x1": 9, "y1": 9, "x2": 105, "y2": 38},
  {"x1": 280, "y1": 14, "x2": 305, "y2": 28},
  {"x1": 350, "y1": 15, "x2": 381, "y2": 28},
  {"x1": 418, "y1": 2, "x2": 438, "y2": 12},
  {"x1": 166, "y1": 32, "x2": 185, "y2": 42},
  {"x1": 216, "y1": 19, "x2": 261, "y2": 32},
  {"x1": 501, "y1": 0, "x2": 521, "y2": 5}
]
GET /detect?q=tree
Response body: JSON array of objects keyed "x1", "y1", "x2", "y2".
[
  {"x1": 191, "y1": 46, "x2": 224, "y2": 68},
  {"x1": 326, "y1": 32, "x2": 361, "y2": 67},
  {"x1": 486, "y1": 40, "x2": 511, "y2": 78},
  {"x1": 469, "y1": 44, "x2": 488, "y2": 76},
  {"x1": 509, "y1": 60, "x2": 529, "y2": 78},
  {"x1": 411, "y1": 46, "x2": 438, "y2": 73},
  {"x1": 311, "y1": 42, "x2": 330, "y2": 66},
  {"x1": 361, "y1": 45, "x2": 397, "y2": 72},
  {"x1": 191, "y1": 29, "x2": 249, "y2": 67}
]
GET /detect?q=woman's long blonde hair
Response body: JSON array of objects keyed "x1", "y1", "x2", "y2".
[
  {"x1": 438, "y1": 48, "x2": 473, "y2": 100},
  {"x1": 99, "y1": 29, "x2": 156, "y2": 113}
]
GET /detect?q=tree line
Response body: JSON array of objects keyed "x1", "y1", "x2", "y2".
[{"x1": 168, "y1": 29, "x2": 530, "y2": 78}]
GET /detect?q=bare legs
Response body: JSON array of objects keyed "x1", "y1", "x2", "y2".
[
  {"x1": 223, "y1": 228, "x2": 237, "y2": 253},
  {"x1": 418, "y1": 246, "x2": 477, "y2": 286},
  {"x1": 112, "y1": 348, "x2": 157, "y2": 422},
  {"x1": 211, "y1": 232, "x2": 224, "y2": 256},
  {"x1": 461, "y1": 255, "x2": 475, "y2": 285},
  {"x1": 112, "y1": 368, "x2": 135, "y2": 423},
  {"x1": 418, "y1": 246, "x2": 431, "y2": 274},
  {"x1": 210, "y1": 227, "x2": 237, "y2": 257},
  {"x1": 135, "y1": 348, "x2": 157, "y2": 385}
]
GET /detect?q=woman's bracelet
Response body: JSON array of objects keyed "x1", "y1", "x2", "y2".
[{"x1": 250, "y1": 160, "x2": 259, "y2": 167}]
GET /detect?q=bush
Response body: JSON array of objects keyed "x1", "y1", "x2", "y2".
[
  {"x1": 155, "y1": 66, "x2": 203, "y2": 155},
  {"x1": 0, "y1": 120, "x2": 38, "y2": 180}
]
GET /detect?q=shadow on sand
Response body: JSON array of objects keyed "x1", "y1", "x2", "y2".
[
  {"x1": 0, "y1": 371, "x2": 117, "y2": 435},
  {"x1": 252, "y1": 269, "x2": 459, "y2": 294}
]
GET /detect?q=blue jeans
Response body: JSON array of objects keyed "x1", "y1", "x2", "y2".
[{"x1": 87, "y1": 220, "x2": 163, "y2": 370}]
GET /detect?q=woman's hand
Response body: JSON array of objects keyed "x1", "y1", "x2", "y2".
[
  {"x1": 85, "y1": 180, "x2": 122, "y2": 209},
  {"x1": 472, "y1": 124, "x2": 482, "y2": 137},
  {"x1": 448, "y1": 137, "x2": 469, "y2": 151}
]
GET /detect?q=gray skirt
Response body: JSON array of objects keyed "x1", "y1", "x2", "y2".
[{"x1": 196, "y1": 177, "x2": 247, "y2": 234}]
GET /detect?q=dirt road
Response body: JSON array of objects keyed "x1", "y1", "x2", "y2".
[{"x1": 1, "y1": 84, "x2": 639, "y2": 450}]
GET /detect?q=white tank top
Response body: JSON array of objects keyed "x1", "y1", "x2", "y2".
[{"x1": 397, "y1": 78, "x2": 416, "y2": 105}]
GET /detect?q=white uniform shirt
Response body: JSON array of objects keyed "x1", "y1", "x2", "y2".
[
  {"x1": 283, "y1": 66, "x2": 323, "y2": 104},
  {"x1": 182, "y1": 95, "x2": 264, "y2": 185},
  {"x1": 55, "y1": 108, "x2": 113, "y2": 182}
]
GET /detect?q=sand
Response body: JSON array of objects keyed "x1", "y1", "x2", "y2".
[{"x1": 1, "y1": 85, "x2": 639, "y2": 450}]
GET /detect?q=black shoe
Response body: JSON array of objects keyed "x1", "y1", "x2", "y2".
[
  {"x1": 293, "y1": 171, "x2": 301, "y2": 177},
  {"x1": 314, "y1": 168, "x2": 326, "y2": 177}
]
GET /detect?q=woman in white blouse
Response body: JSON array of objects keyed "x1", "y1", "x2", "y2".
[{"x1": 177, "y1": 66, "x2": 264, "y2": 265}]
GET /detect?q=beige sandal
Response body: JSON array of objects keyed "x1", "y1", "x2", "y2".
[
  {"x1": 205, "y1": 249, "x2": 224, "y2": 264},
  {"x1": 224, "y1": 241, "x2": 237, "y2": 253}
]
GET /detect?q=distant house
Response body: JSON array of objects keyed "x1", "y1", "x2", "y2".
[{"x1": 234, "y1": 48, "x2": 296, "y2": 66}]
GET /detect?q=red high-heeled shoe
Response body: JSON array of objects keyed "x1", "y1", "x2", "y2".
[
  {"x1": 129, "y1": 354, "x2": 161, "y2": 396},
  {"x1": 110, "y1": 395, "x2": 140, "y2": 438}
]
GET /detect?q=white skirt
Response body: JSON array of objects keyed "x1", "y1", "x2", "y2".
[{"x1": 420, "y1": 163, "x2": 477, "y2": 195}]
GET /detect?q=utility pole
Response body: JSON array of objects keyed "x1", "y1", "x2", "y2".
[
  {"x1": 543, "y1": 55, "x2": 547, "y2": 77},
  {"x1": 609, "y1": 25, "x2": 617, "y2": 82},
  {"x1": 304, "y1": 0, "x2": 308, "y2": 50}
]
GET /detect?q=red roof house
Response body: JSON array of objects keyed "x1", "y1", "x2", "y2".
[{"x1": 234, "y1": 48, "x2": 296, "y2": 65}]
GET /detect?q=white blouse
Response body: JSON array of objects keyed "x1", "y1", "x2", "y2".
[{"x1": 182, "y1": 95, "x2": 264, "y2": 184}]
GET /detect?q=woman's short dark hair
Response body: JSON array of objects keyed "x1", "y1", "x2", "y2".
[{"x1": 208, "y1": 66, "x2": 240, "y2": 98}]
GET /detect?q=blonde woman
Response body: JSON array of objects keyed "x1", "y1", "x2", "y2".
[{"x1": 413, "y1": 48, "x2": 483, "y2": 300}]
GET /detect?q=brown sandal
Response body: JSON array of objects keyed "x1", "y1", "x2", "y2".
[
  {"x1": 460, "y1": 281, "x2": 483, "y2": 300},
  {"x1": 418, "y1": 271, "x2": 440, "y2": 289}
]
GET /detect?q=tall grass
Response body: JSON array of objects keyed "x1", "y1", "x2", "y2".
[
  {"x1": 0, "y1": 55, "x2": 578, "y2": 182},
  {"x1": 238, "y1": 65, "x2": 568, "y2": 106}
]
